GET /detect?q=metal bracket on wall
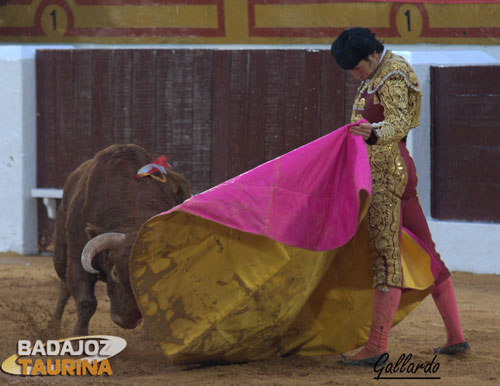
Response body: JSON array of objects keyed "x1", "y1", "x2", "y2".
[{"x1": 31, "y1": 188, "x2": 63, "y2": 220}]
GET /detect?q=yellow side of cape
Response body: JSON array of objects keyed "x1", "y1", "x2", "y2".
[{"x1": 130, "y1": 206, "x2": 433, "y2": 364}]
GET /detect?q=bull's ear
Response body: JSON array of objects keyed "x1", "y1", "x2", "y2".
[
  {"x1": 85, "y1": 223, "x2": 108, "y2": 240},
  {"x1": 166, "y1": 170, "x2": 192, "y2": 202}
]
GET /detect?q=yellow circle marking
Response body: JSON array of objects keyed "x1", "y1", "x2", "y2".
[
  {"x1": 396, "y1": 4, "x2": 424, "y2": 43},
  {"x1": 40, "y1": 5, "x2": 68, "y2": 37}
]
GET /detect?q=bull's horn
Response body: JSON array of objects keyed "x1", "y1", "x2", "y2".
[{"x1": 81, "y1": 233, "x2": 126, "y2": 274}]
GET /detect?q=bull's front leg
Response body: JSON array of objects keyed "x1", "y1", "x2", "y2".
[{"x1": 66, "y1": 262, "x2": 98, "y2": 337}]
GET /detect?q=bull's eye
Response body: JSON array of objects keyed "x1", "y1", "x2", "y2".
[{"x1": 110, "y1": 266, "x2": 120, "y2": 283}]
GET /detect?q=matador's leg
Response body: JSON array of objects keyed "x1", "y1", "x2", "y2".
[
  {"x1": 366, "y1": 145, "x2": 407, "y2": 291},
  {"x1": 349, "y1": 146, "x2": 407, "y2": 361},
  {"x1": 398, "y1": 142, "x2": 450, "y2": 284},
  {"x1": 397, "y1": 143, "x2": 466, "y2": 350}
]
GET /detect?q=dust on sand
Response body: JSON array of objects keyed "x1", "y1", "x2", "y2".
[{"x1": 0, "y1": 253, "x2": 499, "y2": 386}]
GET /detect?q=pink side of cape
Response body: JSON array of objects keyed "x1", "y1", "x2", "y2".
[{"x1": 158, "y1": 122, "x2": 372, "y2": 251}]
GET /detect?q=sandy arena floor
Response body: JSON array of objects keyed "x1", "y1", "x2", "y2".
[{"x1": 0, "y1": 253, "x2": 499, "y2": 386}]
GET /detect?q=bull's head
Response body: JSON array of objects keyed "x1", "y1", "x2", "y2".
[{"x1": 81, "y1": 224, "x2": 142, "y2": 329}]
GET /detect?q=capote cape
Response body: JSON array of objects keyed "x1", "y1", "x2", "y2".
[{"x1": 129, "y1": 121, "x2": 438, "y2": 364}]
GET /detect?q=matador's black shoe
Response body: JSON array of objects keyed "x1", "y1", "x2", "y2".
[
  {"x1": 340, "y1": 353, "x2": 388, "y2": 367},
  {"x1": 433, "y1": 341, "x2": 471, "y2": 355}
]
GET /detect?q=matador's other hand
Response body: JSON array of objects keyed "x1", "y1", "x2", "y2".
[{"x1": 349, "y1": 122, "x2": 373, "y2": 140}]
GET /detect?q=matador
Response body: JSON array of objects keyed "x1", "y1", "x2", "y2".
[{"x1": 331, "y1": 27, "x2": 470, "y2": 366}]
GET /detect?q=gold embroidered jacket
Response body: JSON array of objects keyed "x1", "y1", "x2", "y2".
[
  {"x1": 351, "y1": 50, "x2": 421, "y2": 144},
  {"x1": 351, "y1": 51, "x2": 422, "y2": 289}
]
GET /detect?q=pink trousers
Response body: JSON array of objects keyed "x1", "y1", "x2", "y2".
[{"x1": 399, "y1": 141, "x2": 450, "y2": 285}]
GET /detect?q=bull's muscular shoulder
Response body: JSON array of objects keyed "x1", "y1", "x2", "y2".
[
  {"x1": 367, "y1": 51, "x2": 421, "y2": 94},
  {"x1": 61, "y1": 144, "x2": 182, "y2": 227}
]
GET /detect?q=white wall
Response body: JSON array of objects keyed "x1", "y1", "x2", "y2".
[
  {"x1": 0, "y1": 47, "x2": 37, "y2": 254},
  {"x1": 428, "y1": 220, "x2": 500, "y2": 274},
  {"x1": 0, "y1": 44, "x2": 499, "y2": 274}
]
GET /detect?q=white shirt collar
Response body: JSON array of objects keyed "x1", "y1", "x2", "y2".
[{"x1": 379, "y1": 48, "x2": 388, "y2": 64}]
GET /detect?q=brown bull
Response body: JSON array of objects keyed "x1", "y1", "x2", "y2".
[{"x1": 52, "y1": 144, "x2": 191, "y2": 336}]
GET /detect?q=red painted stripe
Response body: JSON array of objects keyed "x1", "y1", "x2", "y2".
[
  {"x1": 249, "y1": 27, "x2": 400, "y2": 38},
  {"x1": 216, "y1": 0, "x2": 226, "y2": 37},
  {"x1": 7, "y1": 0, "x2": 222, "y2": 4},
  {"x1": 250, "y1": 0, "x2": 500, "y2": 4},
  {"x1": 249, "y1": 26, "x2": 500, "y2": 39},
  {"x1": 247, "y1": 0, "x2": 256, "y2": 37},
  {"x1": 8, "y1": 0, "x2": 499, "y2": 4},
  {"x1": 74, "y1": 0, "x2": 222, "y2": 5},
  {"x1": 0, "y1": 27, "x2": 38, "y2": 35},
  {"x1": 64, "y1": 27, "x2": 224, "y2": 37},
  {"x1": 5, "y1": 0, "x2": 33, "y2": 4},
  {"x1": 421, "y1": 27, "x2": 500, "y2": 37}
]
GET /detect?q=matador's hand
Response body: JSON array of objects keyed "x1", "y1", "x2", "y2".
[{"x1": 349, "y1": 122, "x2": 373, "y2": 140}]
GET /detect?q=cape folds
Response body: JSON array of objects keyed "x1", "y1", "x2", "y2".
[{"x1": 129, "y1": 121, "x2": 437, "y2": 364}]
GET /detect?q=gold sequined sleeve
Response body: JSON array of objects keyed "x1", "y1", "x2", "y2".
[{"x1": 371, "y1": 74, "x2": 421, "y2": 145}]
